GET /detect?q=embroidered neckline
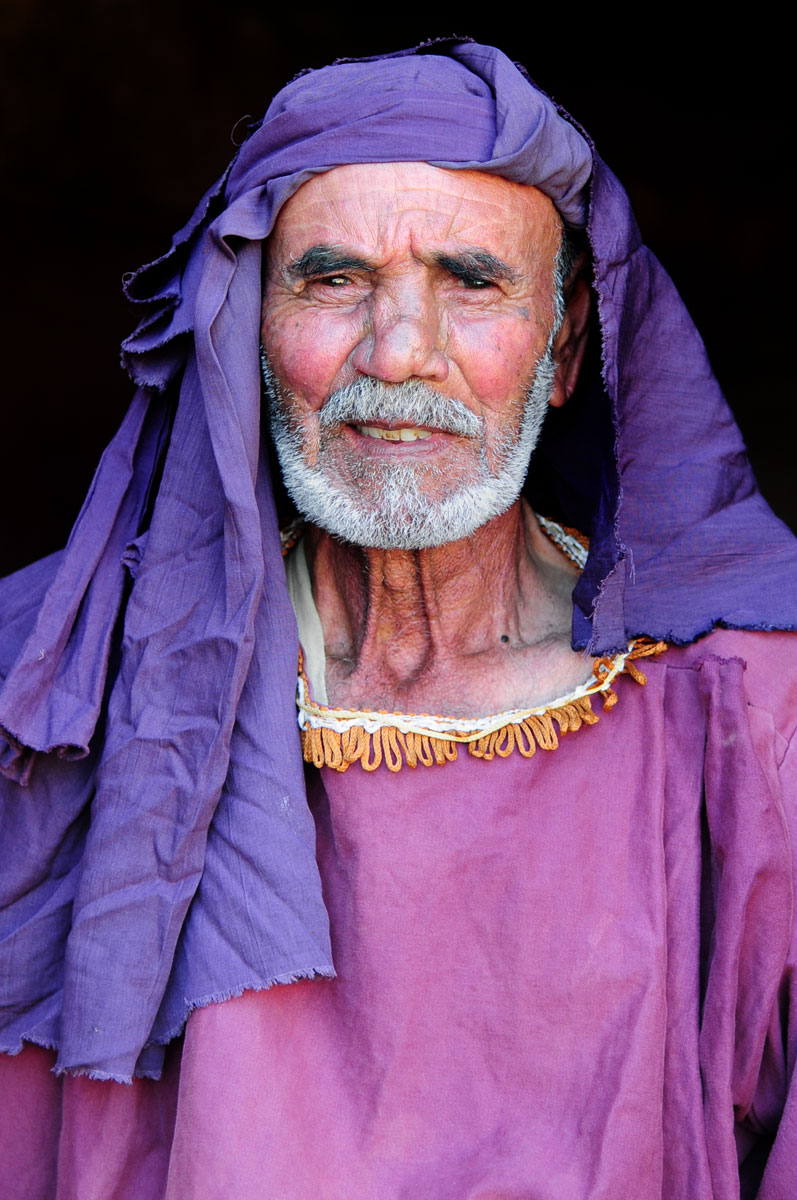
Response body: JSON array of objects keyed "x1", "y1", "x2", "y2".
[
  {"x1": 297, "y1": 639, "x2": 665, "y2": 772},
  {"x1": 283, "y1": 517, "x2": 667, "y2": 772}
]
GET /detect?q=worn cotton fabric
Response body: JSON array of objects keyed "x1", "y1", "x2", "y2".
[
  {"x1": 2, "y1": 630, "x2": 796, "y2": 1198},
  {"x1": 0, "y1": 36, "x2": 796, "y2": 1097}
]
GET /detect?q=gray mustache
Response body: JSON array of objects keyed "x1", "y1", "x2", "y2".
[{"x1": 318, "y1": 379, "x2": 482, "y2": 438}]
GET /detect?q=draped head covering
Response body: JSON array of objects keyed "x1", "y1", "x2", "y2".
[{"x1": 1, "y1": 40, "x2": 795, "y2": 1081}]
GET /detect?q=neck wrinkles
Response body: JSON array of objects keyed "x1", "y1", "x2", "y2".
[{"x1": 303, "y1": 500, "x2": 586, "y2": 714}]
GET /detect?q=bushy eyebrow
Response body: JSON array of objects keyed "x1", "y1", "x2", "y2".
[
  {"x1": 287, "y1": 245, "x2": 375, "y2": 280},
  {"x1": 434, "y1": 250, "x2": 517, "y2": 285},
  {"x1": 285, "y1": 244, "x2": 517, "y2": 285}
]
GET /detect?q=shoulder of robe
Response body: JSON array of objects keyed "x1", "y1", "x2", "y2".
[{"x1": 663, "y1": 628, "x2": 797, "y2": 750}]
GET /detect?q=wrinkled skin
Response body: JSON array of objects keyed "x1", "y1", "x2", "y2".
[{"x1": 262, "y1": 163, "x2": 592, "y2": 715}]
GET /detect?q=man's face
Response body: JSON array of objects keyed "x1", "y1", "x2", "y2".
[{"x1": 261, "y1": 162, "x2": 567, "y2": 549}]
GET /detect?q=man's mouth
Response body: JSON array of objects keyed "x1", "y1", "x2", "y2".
[{"x1": 353, "y1": 425, "x2": 433, "y2": 442}]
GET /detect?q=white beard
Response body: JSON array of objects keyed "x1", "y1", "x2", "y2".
[{"x1": 263, "y1": 350, "x2": 556, "y2": 551}]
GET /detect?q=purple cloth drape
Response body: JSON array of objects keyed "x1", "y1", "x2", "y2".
[
  {"x1": 2, "y1": 630, "x2": 796, "y2": 1197},
  {"x1": 1, "y1": 39, "x2": 796, "y2": 1083}
]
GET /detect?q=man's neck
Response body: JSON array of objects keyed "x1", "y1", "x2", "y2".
[{"x1": 303, "y1": 500, "x2": 590, "y2": 717}]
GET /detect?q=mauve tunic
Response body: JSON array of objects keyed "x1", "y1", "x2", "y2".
[{"x1": 3, "y1": 628, "x2": 796, "y2": 1198}]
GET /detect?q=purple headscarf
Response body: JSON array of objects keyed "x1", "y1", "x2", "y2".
[{"x1": 1, "y1": 40, "x2": 795, "y2": 1081}]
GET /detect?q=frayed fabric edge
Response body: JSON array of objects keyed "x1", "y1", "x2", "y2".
[
  {"x1": 154, "y1": 964, "x2": 337, "y2": 1050},
  {"x1": 0, "y1": 721, "x2": 89, "y2": 786},
  {"x1": 4, "y1": 965, "x2": 338, "y2": 1084},
  {"x1": 2, "y1": 1032, "x2": 59, "y2": 1057},
  {"x1": 55, "y1": 1066, "x2": 145, "y2": 1084},
  {"x1": 627, "y1": 617, "x2": 797, "y2": 650},
  {"x1": 582, "y1": 616, "x2": 797, "y2": 659},
  {"x1": 0, "y1": 1039, "x2": 145, "y2": 1086}
]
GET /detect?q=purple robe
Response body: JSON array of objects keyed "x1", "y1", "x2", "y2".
[
  {"x1": 1, "y1": 36, "x2": 797, "y2": 1197},
  {"x1": 2, "y1": 630, "x2": 796, "y2": 1197}
]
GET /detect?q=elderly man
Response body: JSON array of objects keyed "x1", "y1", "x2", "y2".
[
  {"x1": 1, "y1": 40, "x2": 797, "y2": 1200},
  {"x1": 263, "y1": 160, "x2": 593, "y2": 723}
]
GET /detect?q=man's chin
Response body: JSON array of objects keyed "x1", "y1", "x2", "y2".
[
  {"x1": 269, "y1": 390, "x2": 542, "y2": 550},
  {"x1": 265, "y1": 341, "x2": 555, "y2": 551},
  {"x1": 283, "y1": 469, "x2": 523, "y2": 551}
]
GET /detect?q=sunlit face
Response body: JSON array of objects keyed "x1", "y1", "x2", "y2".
[{"x1": 260, "y1": 162, "x2": 568, "y2": 548}]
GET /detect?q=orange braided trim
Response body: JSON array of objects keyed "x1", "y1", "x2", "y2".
[{"x1": 299, "y1": 638, "x2": 667, "y2": 773}]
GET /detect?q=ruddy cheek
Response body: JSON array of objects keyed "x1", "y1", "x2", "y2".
[
  {"x1": 266, "y1": 316, "x2": 350, "y2": 409},
  {"x1": 453, "y1": 322, "x2": 538, "y2": 404}
]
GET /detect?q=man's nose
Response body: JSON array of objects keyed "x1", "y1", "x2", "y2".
[{"x1": 349, "y1": 287, "x2": 449, "y2": 383}]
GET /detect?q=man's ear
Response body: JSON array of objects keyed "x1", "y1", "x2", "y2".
[{"x1": 548, "y1": 266, "x2": 592, "y2": 409}]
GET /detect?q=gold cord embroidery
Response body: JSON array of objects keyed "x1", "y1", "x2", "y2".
[
  {"x1": 283, "y1": 516, "x2": 667, "y2": 772},
  {"x1": 297, "y1": 639, "x2": 667, "y2": 772}
]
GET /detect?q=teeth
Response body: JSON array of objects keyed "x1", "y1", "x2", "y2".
[{"x1": 355, "y1": 425, "x2": 433, "y2": 442}]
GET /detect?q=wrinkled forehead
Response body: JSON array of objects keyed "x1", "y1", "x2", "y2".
[
  {"x1": 267, "y1": 162, "x2": 563, "y2": 266},
  {"x1": 223, "y1": 48, "x2": 592, "y2": 239}
]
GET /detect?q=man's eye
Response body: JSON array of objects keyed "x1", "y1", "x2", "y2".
[
  {"x1": 316, "y1": 274, "x2": 351, "y2": 287},
  {"x1": 460, "y1": 275, "x2": 494, "y2": 290}
]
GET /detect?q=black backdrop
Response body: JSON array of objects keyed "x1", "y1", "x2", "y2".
[{"x1": 1, "y1": 3, "x2": 792, "y2": 577}]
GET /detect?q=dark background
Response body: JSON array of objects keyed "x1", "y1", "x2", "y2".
[{"x1": 1, "y1": 3, "x2": 793, "y2": 577}]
